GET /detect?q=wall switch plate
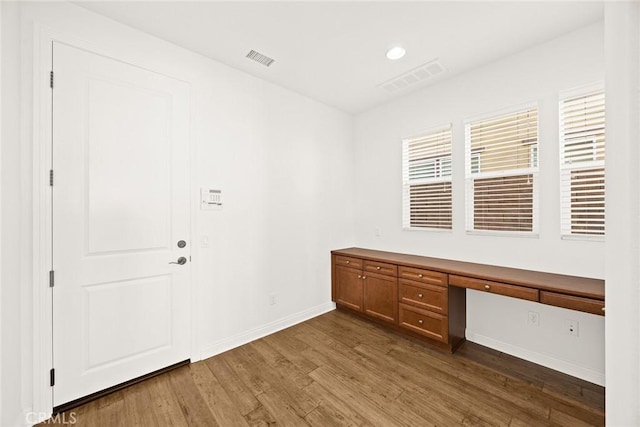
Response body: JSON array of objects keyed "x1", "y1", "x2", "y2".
[
  {"x1": 269, "y1": 294, "x2": 277, "y2": 306},
  {"x1": 201, "y1": 235, "x2": 210, "y2": 248}
]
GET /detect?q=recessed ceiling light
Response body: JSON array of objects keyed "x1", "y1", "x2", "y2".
[{"x1": 386, "y1": 46, "x2": 406, "y2": 60}]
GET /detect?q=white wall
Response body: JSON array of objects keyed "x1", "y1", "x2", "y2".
[
  {"x1": 353, "y1": 23, "x2": 606, "y2": 384},
  {"x1": 604, "y1": 2, "x2": 640, "y2": 425},
  {"x1": 0, "y1": 2, "x2": 354, "y2": 425},
  {"x1": 1, "y1": 2, "x2": 26, "y2": 426}
]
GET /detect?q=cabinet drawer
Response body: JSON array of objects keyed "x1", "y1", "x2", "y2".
[
  {"x1": 449, "y1": 275, "x2": 538, "y2": 301},
  {"x1": 398, "y1": 280, "x2": 447, "y2": 315},
  {"x1": 363, "y1": 260, "x2": 397, "y2": 277},
  {"x1": 540, "y1": 291, "x2": 605, "y2": 316},
  {"x1": 335, "y1": 256, "x2": 363, "y2": 270},
  {"x1": 399, "y1": 304, "x2": 448, "y2": 343},
  {"x1": 398, "y1": 266, "x2": 447, "y2": 287}
]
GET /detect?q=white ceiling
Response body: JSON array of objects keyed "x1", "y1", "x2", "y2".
[{"x1": 75, "y1": 1, "x2": 604, "y2": 114}]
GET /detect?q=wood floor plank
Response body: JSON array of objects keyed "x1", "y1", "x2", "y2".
[
  {"x1": 123, "y1": 381, "x2": 160, "y2": 426},
  {"x1": 353, "y1": 341, "x2": 519, "y2": 426},
  {"x1": 261, "y1": 328, "x2": 319, "y2": 375},
  {"x1": 168, "y1": 365, "x2": 220, "y2": 426},
  {"x1": 309, "y1": 364, "x2": 434, "y2": 427},
  {"x1": 249, "y1": 339, "x2": 314, "y2": 389},
  {"x1": 549, "y1": 407, "x2": 602, "y2": 427},
  {"x1": 191, "y1": 361, "x2": 251, "y2": 427},
  {"x1": 296, "y1": 329, "x2": 406, "y2": 403},
  {"x1": 243, "y1": 404, "x2": 277, "y2": 427},
  {"x1": 204, "y1": 352, "x2": 261, "y2": 416},
  {"x1": 302, "y1": 381, "x2": 373, "y2": 427},
  {"x1": 42, "y1": 310, "x2": 605, "y2": 427},
  {"x1": 145, "y1": 375, "x2": 189, "y2": 427},
  {"x1": 387, "y1": 344, "x2": 552, "y2": 422}
]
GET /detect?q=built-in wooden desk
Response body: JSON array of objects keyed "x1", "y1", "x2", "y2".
[{"x1": 331, "y1": 247, "x2": 605, "y2": 353}]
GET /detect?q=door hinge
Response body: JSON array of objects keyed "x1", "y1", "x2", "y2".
[
  {"x1": 49, "y1": 170, "x2": 54, "y2": 186},
  {"x1": 49, "y1": 270, "x2": 54, "y2": 287},
  {"x1": 50, "y1": 368, "x2": 55, "y2": 387},
  {"x1": 50, "y1": 71, "x2": 54, "y2": 89}
]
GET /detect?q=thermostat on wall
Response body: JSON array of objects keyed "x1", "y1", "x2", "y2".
[{"x1": 201, "y1": 188, "x2": 223, "y2": 211}]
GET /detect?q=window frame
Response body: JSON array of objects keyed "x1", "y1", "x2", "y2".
[
  {"x1": 463, "y1": 102, "x2": 540, "y2": 237},
  {"x1": 559, "y1": 83, "x2": 605, "y2": 240},
  {"x1": 402, "y1": 124, "x2": 454, "y2": 232}
]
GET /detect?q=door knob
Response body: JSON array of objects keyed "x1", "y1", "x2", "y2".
[
  {"x1": 169, "y1": 257, "x2": 187, "y2": 265},
  {"x1": 177, "y1": 240, "x2": 187, "y2": 248}
]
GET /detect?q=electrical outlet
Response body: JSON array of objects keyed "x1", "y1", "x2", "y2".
[
  {"x1": 565, "y1": 319, "x2": 579, "y2": 337},
  {"x1": 528, "y1": 311, "x2": 540, "y2": 327},
  {"x1": 269, "y1": 294, "x2": 277, "y2": 306}
]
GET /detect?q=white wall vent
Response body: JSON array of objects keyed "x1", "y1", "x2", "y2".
[
  {"x1": 246, "y1": 50, "x2": 275, "y2": 67},
  {"x1": 379, "y1": 59, "x2": 446, "y2": 92}
]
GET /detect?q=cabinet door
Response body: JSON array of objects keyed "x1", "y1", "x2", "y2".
[
  {"x1": 335, "y1": 265, "x2": 364, "y2": 312},
  {"x1": 363, "y1": 272, "x2": 398, "y2": 323}
]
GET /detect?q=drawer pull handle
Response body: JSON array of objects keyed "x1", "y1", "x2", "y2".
[
  {"x1": 362, "y1": 276, "x2": 367, "y2": 280},
  {"x1": 602, "y1": 307, "x2": 606, "y2": 312},
  {"x1": 418, "y1": 293, "x2": 424, "y2": 298},
  {"x1": 418, "y1": 274, "x2": 424, "y2": 278},
  {"x1": 418, "y1": 319, "x2": 424, "y2": 325},
  {"x1": 357, "y1": 275, "x2": 362, "y2": 279},
  {"x1": 376, "y1": 266, "x2": 381, "y2": 270},
  {"x1": 345, "y1": 260, "x2": 350, "y2": 264},
  {"x1": 484, "y1": 284, "x2": 491, "y2": 291}
]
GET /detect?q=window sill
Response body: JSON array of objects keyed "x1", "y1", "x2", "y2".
[
  {"x1": 561, "y1": 234, "x2": 604, "y2": 242},
  {"x1": 466, "y1": 230, "x2": 540, "y2": 239},
  {"x1": 403, "y1": 227, "x2": 453, "y2": 234}
]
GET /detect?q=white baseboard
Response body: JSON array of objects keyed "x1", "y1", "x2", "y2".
[
  {"x1": 466, "y1": 330, "x2": 605, "y2": 386},
  {"x1": 200, "y1": 302, "x2": 336, "y2": 361}
]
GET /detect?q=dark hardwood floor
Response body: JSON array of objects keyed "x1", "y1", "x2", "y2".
[{"x1": 42, "y1": 310, "x2": 605, "y2": 426}]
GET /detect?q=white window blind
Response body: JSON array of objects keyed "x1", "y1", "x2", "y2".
[
  {"x1": 560, "y1": 88, "x2": 605, "y2": 237},
  {"x1": 402, "y1": 126, "x2": 452, "y2": 230},
  {"x1": 465, "y1": 106, "x2": 538, "y2": 234}
]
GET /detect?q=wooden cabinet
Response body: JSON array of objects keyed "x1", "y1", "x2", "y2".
[
  {"x1": 335, "y1": 265, "x2": 364, "y2": 312},
  {"x1": 332, "y1": 252, "x2": 460, "y2": 351},
  {"x1": 449, "y1": 275, "x2": 539, "y2": 301},
  {"x1": 332, "y1": 247, "x2": 605, "y2": 354},
  {"x1": 398, "y1": 304, "x2": 448, "y2": 343},
  {"x1": 363, "y1": 272, "x2": 397, "y2": 323},
  {"x1": 397, "y1": 267, "x2": 450, "y2": 343},
  {"x1": 334, "y1": 256, "x2": 398, "y2": 323}
]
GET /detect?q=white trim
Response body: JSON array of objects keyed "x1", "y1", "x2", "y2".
[
  {"x1": 558, "y1": 81, "x2": 604, "y2": 101},
  {"x1": 466, "y1": 330, "x2": 605, "y2": 386},
  {"x1": 462, "y1": 100, "x2": 538, "y2": 126},
  {"x1": 465, "y1": 230, "x2": 540, "y2": 239},
  {"x1": 32, "y1": 23, "x2": 54, "y2": 422},
  {"x1": 401, "y1": 122, "x2": 452, "y2": 143},
  {"x1": 402, "y1": 227, "x2": 453, "y2": 234},
  {"x1": 201, "y1": 302, "x2": 336, "y2": 360},
  {"x1": 0, "y1": 1, "x2": 4, "y2": 422},
  {"x1": 561, "y1": 234, "x2": 605, "y2": 242}
]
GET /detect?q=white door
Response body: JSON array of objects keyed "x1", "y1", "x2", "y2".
[{"x1": 52, "y1": 42, "x2": 191, "y2": 406}]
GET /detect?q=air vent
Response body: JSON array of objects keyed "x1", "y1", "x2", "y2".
[
  {"x1": 379, "y1": 59, "x2": 446, "y2": 93},
  {"x1": 246, "y1": 50, "x2": 275, "y2": 67}
]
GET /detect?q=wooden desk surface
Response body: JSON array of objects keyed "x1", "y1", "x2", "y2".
[{"x1": 332, "y1": 247, "x2": 604, "y2": 300}]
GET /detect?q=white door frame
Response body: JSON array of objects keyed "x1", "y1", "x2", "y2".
[{"x1": 31, "y1": 24, "x2": 197, "y2": 422}]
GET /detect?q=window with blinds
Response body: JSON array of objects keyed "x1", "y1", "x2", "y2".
[
  {"x1": 402, "y1": 126, "x2": 452, "y2": 230},
  {"x1": 465, "y1": 106, "x2": 538, "y2": 234},
  {"x1": 560, "y1": 87, "x2": 605, "y2": 237}
]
